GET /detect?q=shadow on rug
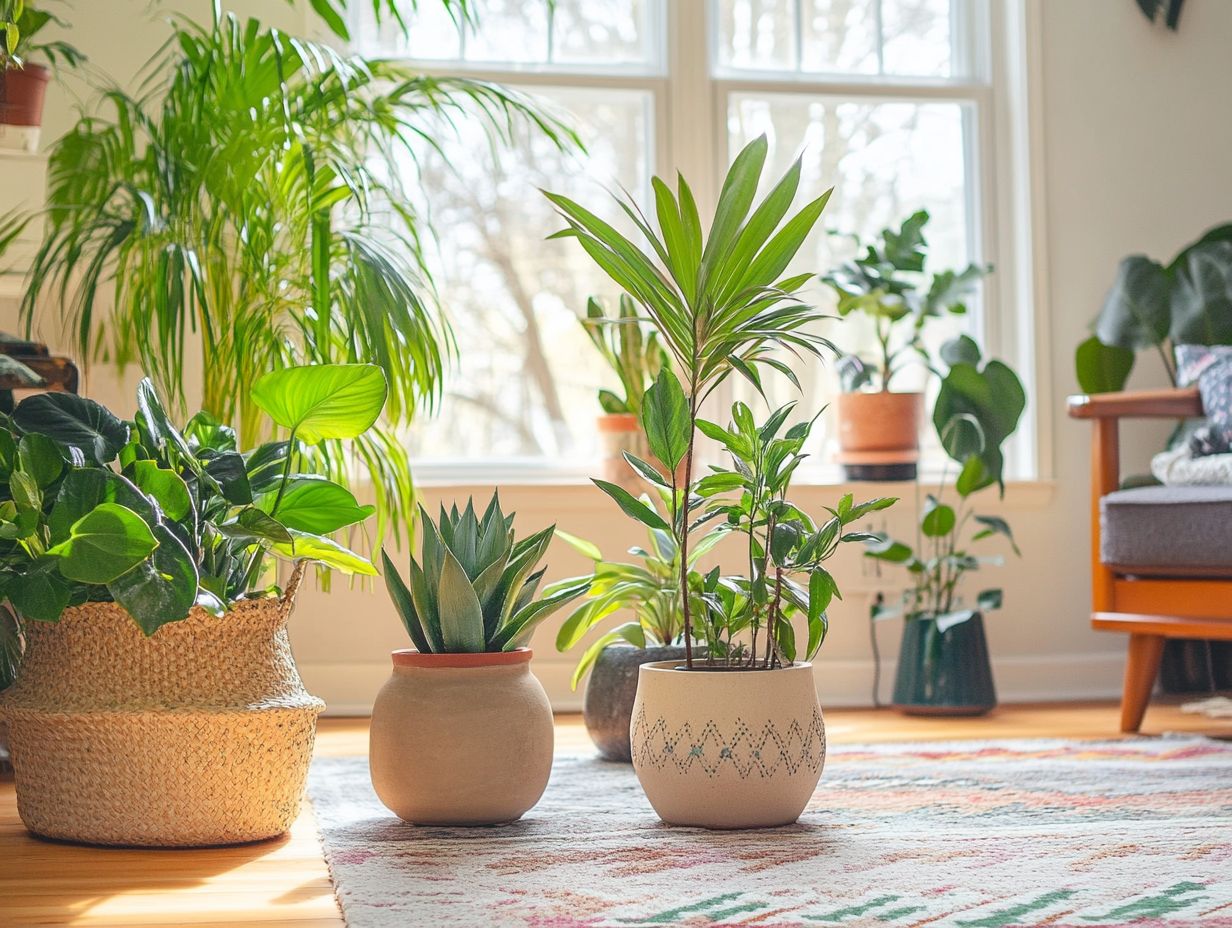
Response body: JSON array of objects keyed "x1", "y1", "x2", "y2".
[{"x1": 307, "y1": 737, "x2": 1232, "y2": 927}]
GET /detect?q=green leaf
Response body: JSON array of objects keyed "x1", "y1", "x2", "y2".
[
  {"x1": 1075, "y1": 335, "x2": 1135, "y2": 394},
  {"x1": 308, "y1": 0, "x2": 351, "y2": 40},
  {"x1": 219, "y1": 507, "x2": 294, "y2": 545},
  {"x1": 13, "y1": 392, "x2": 129, "y2": 464},
  {"x1": 135, "y1": 378, "x2": 195, "y2": 463},
  {"x1": 202, "y1": 449, "x2": 253, "y2": 505},
  {"x1": 955, "y1": 455, "x2": 987, "y2": 497},
  {"x1": 592, "y1": 479, "x2": 671, "y2": 531},
  {"x1": 251, "y1": 364, "x2": 388, "y2": 443},
  {"x1": 272, "y1": 530, "x2": 377, "y2": 575},
  {"x1": 1093, "y1": 255, "x2": 1171, "y2": 350},
  {"x1": 260, "y1": 477, "x2": 375, "y2": 534},
  {"x1": 862, "y1": 533, "x2": 914, "y2": 563},
  {"x1": 129, "y1": 460, "x2": 192, "y2": 522},
  {"x1": 921, "y1": 496, "x2": 956, "y2": 538},
  {"x1": 569, "y1": 621, "x2": 646, "y2": 690},
  {"x1": 17, "y1": 433, "x2": 63, "y2": 488},
  {"x1": 940, "y1": 334, "x2": 981, "y2": 367},
  {"x1": 553, "y1": 528, "x2": 602, "y2": 561},
  {"x1": 640, "y1": 368, "x2": 690, "y2": 472},
  {"x1": 9, "y1": 557, "x2": 72, "y2": 622},
  {"x1": 107, "y1": 523, "x2": 198, "y2": 635},
  {"x1": 48, "y1": 503, "x2": 159, "y2": 584},
  {"x1": 381, "y1": 548, "x2": 431, "y2": 653},
  {"x1": 977, "y1": 588, "x2": 1003, "y2": 612},
  {"x1": 972, "y1": 514, "x2": 1021, "y2": 556},
  {"x1": 436, "y1": 545, "x2": 485, "y2": 652}
]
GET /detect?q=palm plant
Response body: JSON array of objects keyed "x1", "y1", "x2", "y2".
[
  {"x1": 545, "y1": 135, "x2": 834, "y2": 666},
  {"x1": 19, "y1": 5, "x2": 576, "y2": 540}
]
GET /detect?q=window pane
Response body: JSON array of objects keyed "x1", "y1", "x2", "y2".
[
  {"x1": 462, "y1": 0, "x2": 551, "y2": 65},
  {"x1": 552, "y1": 0, "x2": 656, "y2": 67},
  {"x1": 726, "y1": 93, "x2": 975, "y2": 464},
  {"x1": 407, "y1": 89, "x2": 653, "y2": 462},
  {"x1": 715, "y1": 0, "x2": 797, "y2": 72},
  {"x1": 881, "y1": 0, "x2": 955, "y2": 76}
]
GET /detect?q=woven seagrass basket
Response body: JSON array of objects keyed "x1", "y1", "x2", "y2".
[{"x1": 0, "y1": 568, "x2": 324, "y2": 847}]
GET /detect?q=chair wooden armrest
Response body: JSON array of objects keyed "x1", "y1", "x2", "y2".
[{"x1": 1067, "y1": 387, "x2": 1202, "y2": 420}]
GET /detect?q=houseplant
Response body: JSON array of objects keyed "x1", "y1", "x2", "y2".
[
  {"x1": 0, "y1": 1, "x2": 81, "y2": 151},
  {"x1": 864, "y1": 337, "x2": 1025, "y2": 715},
  {"x1": 547, "y1": 137, "x2": 896, "y2": 828},
  {"x1": 0, "y1": 362, "x2": 385, "y2": 846},
  {"x1": 375, "y1": 494, "x2": 588, "y2": 825},
  {"x1": 821, "y1": 210, "x2": 990, "y2": 480},
  {"x1": 553, "y1": 507, "x2": 715, "y2": 762},
  {"x1": 583, "y1": 294, "x2": 671, "y2": 490},
  {"x1": 19, "y1": 4, "x2": 575, "y2": 537}
]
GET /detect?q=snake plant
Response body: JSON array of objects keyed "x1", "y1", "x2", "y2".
[
  {"x1": 382, "y1": 493, "x2": 589, "y2": 654},
  {"x1": 582, "y1": 294, "x2": 671, "y2": 417}
]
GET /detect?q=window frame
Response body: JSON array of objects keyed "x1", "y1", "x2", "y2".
[{"x1": 363, "y1": 0, "x2": 1044, "y2": 486}]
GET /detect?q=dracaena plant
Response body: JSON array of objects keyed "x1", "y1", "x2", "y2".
[
  {"x1": 546, "y1": 135, "x2": 836, "y2": 667},
  {"x1": 582, "y1": 294, "x2": 671, "y2": 417},
  {"x1": 382, "y1": 493, "x2": 589, "y2": 654},
  {"x1": 821, "y1": 210, "x2": 990, "y2": 392},
  {"x1": 863, "y1": 340, "x2": 1025, "y2": 629},
  {"x1": 691, "y1": 400, "x2": 896, "y2": 668},
  {"x1": 0, "y1": 363, "x2": 387, "y2": 689},
  {"x1": 552, "y1": 505, "x2": 717, "y2": 689}
]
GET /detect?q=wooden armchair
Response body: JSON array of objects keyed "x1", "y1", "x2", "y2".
[{"x1": 1069, "y1": 387, "x2": 1232, "y2": 732}]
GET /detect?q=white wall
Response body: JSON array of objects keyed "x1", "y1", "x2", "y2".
[{"x1": 13, "y1": 0, "x2": 1232, "y2": 713}]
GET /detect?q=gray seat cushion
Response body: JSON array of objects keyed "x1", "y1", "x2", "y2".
[{"x1": 1101, "y1": 485, "x2": 1232, "y2": 577}]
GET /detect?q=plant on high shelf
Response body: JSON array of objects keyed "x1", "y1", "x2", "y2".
[
  {"x1": 18, "y1": 2, "x2": 576, "y2": 539},
  {"x1": 545, "y1": 135, "x2": 898, "y2": 828},
  {"x1": 862, "y1": 336, "x2": 1025, "y2": 717},
  {"x1": 371, "y1": 493, "x2": 589, "y2": 826},
  {"x1": 582, "y1": 294, "x2": 672, "y2": 488},
  {"x1": 552, "y1": 500, "x2": 714, "y2": 762},
  {"x1": 820, "y1": 210, "x2": 991, "y2": 481},
  {"x1": 0, "y1": 1, "x2": 83, "y2": 150},
  {"x1": 0, "y1": 363, "x2": 387, "y2": 847}
]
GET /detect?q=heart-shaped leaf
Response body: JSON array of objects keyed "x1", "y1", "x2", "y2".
[
  {"x1": 108, "y1": 523, "x2": 198, "y2": 635},
  {"x1": 251, "y1": 364, "x2": 388, "y2": 443},
  {"x1": 49, "y1": 503, "x2": 158, "y2": 584},
  {"x1": 13, "y1": 392, "x2": 130, "y2": 464},
  {"x1": 261, "y1": 477, "x2": 375, "y2": 534}
]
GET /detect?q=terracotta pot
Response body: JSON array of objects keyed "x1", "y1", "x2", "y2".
[
  {"x1": 598, "y1": 413, "x2": 648, "y2": 491},
  {"x1": 369, "y1": 648, "x2": 553, "y2": 825},
  {"x1": 893, "y1": 612, "x2": 997, "y2": 717},
  {"x1": 583, "y1": 644, "x2": 689, "y2": 762},
  {"x1": 0, "y1": 63, "x2": 48, "y2": 153},
  {"x1": 834, "y1": 391, "x2": 923, "y2": 480},
  {"x1": 0, "y1": 586, "x2": 323, "y2": 847},
  {"x1": 630, "y1": 661, "x2": 825, "y2": 829}
]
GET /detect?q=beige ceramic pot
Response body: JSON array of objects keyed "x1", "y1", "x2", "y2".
[
  {"x1": 630, "y1": 660, "x2": 825, "y2": 829},
  {"x1": 0, "y1": 577, "x2": 322, "y2": 847},
  {"x1": 369, "y1": 648, "x2": 554, "y2": 826}
]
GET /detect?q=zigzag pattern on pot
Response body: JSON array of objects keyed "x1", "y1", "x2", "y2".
[{"x1": 630, "y1": 707, "x2": 826, "y2": 779}]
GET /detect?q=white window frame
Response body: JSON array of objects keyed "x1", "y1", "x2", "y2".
[{"x1": 362, "y1": 0, "x2": 1047, "y2": 487}]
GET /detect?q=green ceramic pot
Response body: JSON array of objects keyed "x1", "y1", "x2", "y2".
[{"x1": 892, "y1": 612, "x2": 997, "y2": 716}]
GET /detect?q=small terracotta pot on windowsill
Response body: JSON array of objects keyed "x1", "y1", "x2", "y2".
[
  {"x1": 834, "y1": 390, "x2": 923, "y2": 481},
  {"x1": 0, "y1": 63, "x2": 50, "y2": 152}
]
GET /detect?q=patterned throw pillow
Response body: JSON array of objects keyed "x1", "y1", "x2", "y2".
[{"x1": 1175, "y1": 344, "x2": 1232, "y2": 456}]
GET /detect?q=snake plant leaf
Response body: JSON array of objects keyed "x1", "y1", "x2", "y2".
[
  {"x1": 273, "y1": 530, "x2": 377, "y2": 576},
  {"x1": 259, "y1": 477, "x2": 374, "y2": 534},
  {"x1": 251, "y1": 364, "x2": 388, "y2": 443},
  {"x1": 107, "y1": 523, "x2": 198, "y2": 636},
  {"x1": 13, "y1": 392, "x2": 129, "y2": 465},
  {"x1": 381, "y1": 548, "x2": 431, "y2": 654},
  {"x1": 49, "y1": 503, "x2": 159, "y2": 584},
  {"x1": 407, "y1": 558, "x2": 444, "y2": 652},
  {"x1": 436, "y1": 545, "x2": 486, "y2": 652}
]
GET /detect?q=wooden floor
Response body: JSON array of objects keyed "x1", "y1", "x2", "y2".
[{"x1": 2, "y1": 702, "x2": 1228, "y2": 927}]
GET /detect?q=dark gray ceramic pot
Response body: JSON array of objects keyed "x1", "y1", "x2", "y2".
[
  {"x1": 892, "y1": 612, "x2": 997, "y2": 716},
  {"x1": 584, "y1": 644, "x2": 689, "y2": 762}
]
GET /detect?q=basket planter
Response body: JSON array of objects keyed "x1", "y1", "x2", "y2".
[
  {"x1": 583, "y1": 644, "x2": 688, "y2": 762},
  {"x1": 369, "y1": 648, "x2": 553, "y2": 825},
  {"x1": 0, "y1": 63, "x2": 50, "y2": 152},
  {"x1": 834, "y1": 391, "x2": 923, "y2": 481},
  {"x1": 892, "y1": 612, "x2": 997, "y2": 716},
  {"x1": 630, "y1": 661, "x2": 825, "y2": 829},
  {"x1": 0, "y1": 582, "x2": 323, "y2": 847}
]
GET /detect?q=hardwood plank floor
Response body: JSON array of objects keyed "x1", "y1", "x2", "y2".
[{"x1": 2, "y1": 701, "x2": 1228, "y2": 927}]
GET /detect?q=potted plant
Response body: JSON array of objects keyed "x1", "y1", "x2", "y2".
[
  {"x1": 863, "y1": 337, "x2": 1025, "y2": 715},
  {"x1": 375, "y1": 493, "x2": 588, "y2": 826},
  {"x1": 547, "y1": 136, "x2": 896, "y2": 828},
  {"x1": 0, "y1": 1, "x2": 80, "y2": 151},
  {"x1": 0, "y1": 363, "x2": 386, "y2": 846},
  {"x1": 582, "y1": 294, "x2": 671, "y2": 491},
  {"x1": 553, "y1": 508, "x2": 715, "y2": 762},
  {"x1": 821, "y1": 210, "x2": 990, "y2": 480}
]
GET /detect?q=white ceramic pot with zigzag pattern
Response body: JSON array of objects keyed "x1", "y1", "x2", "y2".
[{"x1": 629, "y1": 661, "x2": 825, "y2": 829}]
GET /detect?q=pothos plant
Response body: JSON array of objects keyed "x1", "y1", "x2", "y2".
[
  {"x1": 820, "y1": 210, "x2": 990, "y2": 392},
  {"x1": 862, "y1": 339, "x2": 1025, "y2": 633},
  {"x1": 546, "y1": 135, "x2": 839, "y2": 668},
  {"x1": 582, "y1": 293, "x2": 671, "y2": 418},
  {"x1": 0, "y1": 1, "x2": 82, "y2": 69},
  {"x1": 0, "y1": 363, "x2": 386, "y2": 689}
]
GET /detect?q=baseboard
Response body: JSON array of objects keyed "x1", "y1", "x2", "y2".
[{"x1": 302, "y1": 651, "x2": 1128, "y2": 717}]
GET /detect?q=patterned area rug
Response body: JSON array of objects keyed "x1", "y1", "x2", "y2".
[{"x1": 307, "y1": 737, "x2": 1232, "y2": 927}]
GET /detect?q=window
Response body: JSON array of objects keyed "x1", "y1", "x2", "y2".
[{"x1": 353, "y1": 0, "x2": 1028, "y2": 481}]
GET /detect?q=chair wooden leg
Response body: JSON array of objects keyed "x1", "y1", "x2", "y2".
[{"x1": 1121, "y1": 633, "x2": 1165, "y2": 733}]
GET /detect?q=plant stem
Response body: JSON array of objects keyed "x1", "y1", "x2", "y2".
[{"x1": 679, "y1": 383, "x2": 698, "y2": 669}]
